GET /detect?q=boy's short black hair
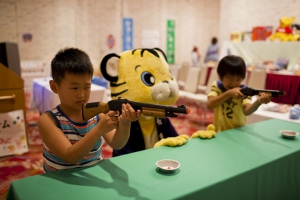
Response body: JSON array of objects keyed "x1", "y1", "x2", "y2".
[
  {"x1": 217, "y1": 55, "x2": 246, "y2": 80},
  {"x1": 51, "y1": 47, "x2": 94, "y2": 85}
]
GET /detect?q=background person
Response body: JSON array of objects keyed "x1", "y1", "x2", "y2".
[
  {"x1": 204, "y1": 37, "x2": 219, "y2": 63},
  {"x1": 191, "y1": 46, "x2": 201, "y2": 67}
]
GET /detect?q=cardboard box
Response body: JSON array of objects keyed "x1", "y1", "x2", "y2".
[
  {"x1": 242, "y1": 31, "x2": 252, "y2": 42},
  {"x1": 252, "y1": 26, "x2": 273, "y2": 41},
  {"x1": 230, "y1": 32, "x2": 243, "y2": 42}
]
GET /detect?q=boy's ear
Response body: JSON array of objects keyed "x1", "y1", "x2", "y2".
[{"x1": 49, "y1": 80, "x2": 58, "y2": 94}]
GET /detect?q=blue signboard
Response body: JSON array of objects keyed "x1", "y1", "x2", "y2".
[{"x1": 123, "y1": 18, "x2": 133, "y2": 51}]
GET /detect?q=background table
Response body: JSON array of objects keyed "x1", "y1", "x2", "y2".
[
  {"x1": 265, "y1": 72, "x2": 300, "y2": 105},
  {"x1": 251, "y1": 96, "x2": 300, "y2": 124},
  {"x1": 30, "y1": 77, "x2": 107, "y2": 114},
  {"x1": 246, "y1": 71, "x2": 300, "y2": 105},
  {"x1": 7, "y1": 119, "x2": 300, "y2": 200}
]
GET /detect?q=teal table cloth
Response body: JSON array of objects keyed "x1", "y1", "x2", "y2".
[{"x1": 7, "y1": 119, "x2": 300, "y2": 200}]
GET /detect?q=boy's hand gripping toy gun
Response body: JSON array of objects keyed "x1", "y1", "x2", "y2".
[
  {"x1": 241, "y1": 87, "x2": 286, "y2": 97},
  {"x1": 82, "y1": 98, "x2": 190, "y2": 120}
]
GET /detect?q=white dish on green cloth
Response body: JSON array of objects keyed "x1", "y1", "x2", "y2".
[
  {"x1": 156, "y1": 159, "x2": 180, "y2": 173},
  {"x1": 280, "y1": 130, "x2": 299, "y2": 139}
]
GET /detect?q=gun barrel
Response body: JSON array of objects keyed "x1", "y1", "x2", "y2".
[
  {"x1": 130, "y1": 101, "x2": 190, "y2": 117},
  {"x1": 141, "y1": 108, "x2": 167, "y2": 118},
  {"x1": 241, "y1": 88, "x2": 285, "y2": 97},
  {"x1": 82, "y1": 98, "x2": 190, "y2": 120},
  {"x1": 254, "y1": 89, "x2": 285, "y2": 97},
  {"x1": 108, "y1": 99, "x2": 190, "y2": 117}
]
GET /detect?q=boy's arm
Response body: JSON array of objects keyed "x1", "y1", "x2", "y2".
[
  {"x1": 38, "y1": 111, "x2": 119, "y2": 164},
  {"x1": 243, "y1": 93, "x2": 271, "y2": 115},
  {"x1": 103, "y1": 103, "x2": 141, "y2": 150},
  {"x1": 207, "y1": 87, "x2": 244, "y2": 109}
]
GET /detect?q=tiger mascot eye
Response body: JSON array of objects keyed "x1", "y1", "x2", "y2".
[{"x1": 100, "y1": 48, "x2": 189, "y2": 156}]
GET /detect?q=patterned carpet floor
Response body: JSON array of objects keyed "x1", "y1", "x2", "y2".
[{"x1": 0, "y1": 102, "x2": 213, "y2": 200}]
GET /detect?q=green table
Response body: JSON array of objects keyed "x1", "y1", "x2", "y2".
[{"x1": 7, "y1": 119, "x2": 300, "y2": 200}]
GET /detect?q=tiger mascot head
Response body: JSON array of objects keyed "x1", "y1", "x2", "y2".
[{"x1": 100, "y1": 48, "x2": 179, "y2": 105}]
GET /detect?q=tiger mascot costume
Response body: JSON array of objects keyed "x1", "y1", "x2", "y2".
[{"x1": 100, "y1": 48, "x2": 189, "y2": 156}]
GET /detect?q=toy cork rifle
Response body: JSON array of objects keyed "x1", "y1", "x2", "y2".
[
  {"x1": 240, "y1": 87, "x2": 286, "y2": 97},
  {"x1": 82, "y1": 98, "x2": 190, "y2": 121}
]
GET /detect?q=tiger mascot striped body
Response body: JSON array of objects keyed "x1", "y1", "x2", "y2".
[{"x1": 100, "y1": 48, "x2": 187, "y2": 156}]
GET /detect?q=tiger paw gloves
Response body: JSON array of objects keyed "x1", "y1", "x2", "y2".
[
  {"x1": 154, "y1": 134, "x2": 189, "y2": 148},
  {"x1": 153, "y1": 124, "x2": 216, "y2": 148},
  {"x1": 191, "y1": 124, "x2": 216, "y2": 139}
]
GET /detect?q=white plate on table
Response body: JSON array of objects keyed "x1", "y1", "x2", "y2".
[
  {"x1": 280, "y1": 130, "x2": 299, "y2": 139},
  {"x1": 156, "y1": 159, "x2": 180, "y2": 173}
]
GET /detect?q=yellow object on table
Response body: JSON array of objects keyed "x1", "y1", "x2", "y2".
[
  {"x1": 191, "y1": 124, "x2": 216, "y2": 139},
  {"x1": 154, "y1": 134, "x2": 189, "y2": 148}
]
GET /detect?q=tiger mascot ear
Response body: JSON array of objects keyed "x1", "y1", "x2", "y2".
[{"x1": 100, "y1": 53, "x2": 120, "y2": 82}]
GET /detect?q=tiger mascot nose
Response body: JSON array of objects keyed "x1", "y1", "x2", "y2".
[{"x1": 151, "y1": 80, "x2": 179, "y2": 102}]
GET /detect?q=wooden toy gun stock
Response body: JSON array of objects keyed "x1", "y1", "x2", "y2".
[
  {"x1": 240, "y1": 87, "x2": 286, "y2": 97},
  {"x1": 82, "y1": 98, "x2": 190, "y2": 121}
]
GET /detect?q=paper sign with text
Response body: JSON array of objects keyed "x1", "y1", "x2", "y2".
[{"x1": 0, "y1": 110, "x2": 28, "y2": 157}]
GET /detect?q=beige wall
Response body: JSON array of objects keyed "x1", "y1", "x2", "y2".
[
  {"x1": 0, "y1": 0, "x2": 220, "y2": 71},
  {"x1": 1, "y1": 0, "x2": 299, "y2": 72}
]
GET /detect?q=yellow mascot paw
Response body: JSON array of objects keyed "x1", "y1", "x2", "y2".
[
  {"x1": 191, "y1": 124, "x2": 216, "y2": 139},
  {"x1": 154, "y1": 135, "x2": 189, "y2": 148},
  {"x1": 207, "y1": 124, "x2": 215, "y2": 131},
  {"x1": 154, "y1": 138, "x2": 167, "y2": 148},
  {"x1": 178, "y1": 134, "x2": 189, "y2": 140},
  {"x1": 191, "y1": 131, "x2": 200, "y2": 138}
]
